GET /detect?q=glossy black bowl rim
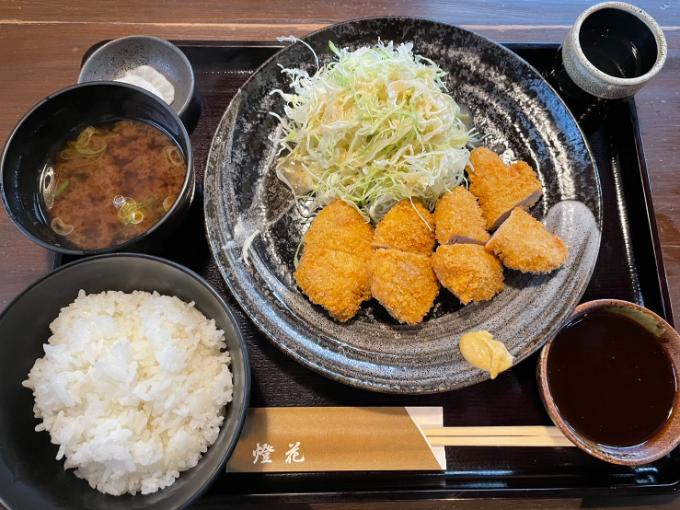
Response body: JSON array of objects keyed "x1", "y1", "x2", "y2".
[
  {"x1": 0, "y1": 252, "x2": 251, "y2": 509},
  {"x1": 0, "y1": 81, "x2": 194, "y2": 257},
  {"x1": 77, "y1": 35, "x2": 196, "y2": 118}
]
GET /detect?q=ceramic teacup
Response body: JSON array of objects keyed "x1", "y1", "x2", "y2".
[{"x1": 561, "y1": 2, "x2": 667, "y2": 99}]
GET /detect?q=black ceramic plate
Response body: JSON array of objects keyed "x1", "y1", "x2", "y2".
[{"x1": 204, "y1": 17, "x2": 602, "y2": 394}]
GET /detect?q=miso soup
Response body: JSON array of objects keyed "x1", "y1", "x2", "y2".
[{"x1": 41, "y1": 119, "x2": 186, "y2": 250}]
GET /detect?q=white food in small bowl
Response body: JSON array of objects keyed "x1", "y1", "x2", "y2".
[
  {"x1": 116, "y1": 65, "x2": 176, "y2": 105},
  {"x1": 22, "y1": 290, "x2": 233, "y2": 496}
]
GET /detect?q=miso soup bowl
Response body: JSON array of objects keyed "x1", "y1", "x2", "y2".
[
  {"x1": 538, "y1": 299, "x2": 680, "y2": 466},
  {"x1": 0, "y1": 82, "x2": 194, "y2": 256}
]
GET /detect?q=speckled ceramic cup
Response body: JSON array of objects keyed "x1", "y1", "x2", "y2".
[
  {"x1": 562, "y1": 2, "x2": 667, "y2": 99},
  {"x1": 78, "y1": 36, "x2": 198, "y2": 124}
]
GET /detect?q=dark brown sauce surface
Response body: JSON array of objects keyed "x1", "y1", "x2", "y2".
[
  {"x1": 547, "y1": 309, "x2": 676, "y2": 447},
  {"x1": 43, "y1": 120, "x2": 186, "y2": 250}
]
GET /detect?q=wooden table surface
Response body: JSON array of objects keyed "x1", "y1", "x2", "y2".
[{"x1": 0, "y1": 1, "x2": 679, "y2": 508}]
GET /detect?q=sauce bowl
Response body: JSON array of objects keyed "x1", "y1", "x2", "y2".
[
  {"x1": 0, "y1": 81, "x2": 194, "y2": 256},
  {"x1": 538, "y1": 299, "x2": 680, "y2": 465}
]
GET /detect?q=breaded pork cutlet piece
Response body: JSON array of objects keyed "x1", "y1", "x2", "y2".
[
  {"x1": 370, "y1": 249, "x2": 439, "y2": 325},
  {"x1": 295, "y1": 247, "x2": 371, "y2": 322},
  {"x1": 432, "y1": 244, "x2": 504, "y2": 304},
  {"x1": 468, "y1": 147, "x2": 542, "y2": 230},
  {"x1": 372, "y1": 199, "x2": 435, "y2": 255},
  {"x1": 295, "y1": 199, "x2": 374, "y2": 322},
  {"x1": 303, "y1": 199, "x2": 373, "y2": 262},
  {"x1": 434, "y1": 187, "x2": 489, "y2": 245},
  {"x1": 485, "y1": 208, "x2": 568, "y2": 274}
]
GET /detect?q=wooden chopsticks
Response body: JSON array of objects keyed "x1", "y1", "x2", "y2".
[{"x1": 423, "y1": 426, "x2": 574, "y2": 447}]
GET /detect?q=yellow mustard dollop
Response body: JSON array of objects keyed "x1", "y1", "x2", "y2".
[{"x1": 459, "y1": 330, "x2": 514, "y2": 379}]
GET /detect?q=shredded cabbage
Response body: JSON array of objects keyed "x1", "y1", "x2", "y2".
[{"x1": 270, "y1": 40, "x2": 473, "y2": 221}]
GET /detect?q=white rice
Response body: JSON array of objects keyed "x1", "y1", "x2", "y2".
[{"x1": 22, "y1": 290, "x2": 233, "y2": 496}]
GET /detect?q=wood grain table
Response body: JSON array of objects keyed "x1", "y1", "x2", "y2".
[{"x1": 0, "y1": 1, "x2": 679, "y2": 508}]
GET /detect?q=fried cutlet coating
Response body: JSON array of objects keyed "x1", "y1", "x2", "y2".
[
  {"x1": 295, "y1": 200, "x2": 374, "y2": 321},
  {"x1": 485, "y1": 208, "x2": 568, "y2": 274},
  {"x1": 303, "y1": 199, "x2": 373, "y2": 262},
  {"x1": 295, "y1": 247, "x2": 371, "y2": 322},
  {"x1": 468, "y1": 147, "x2": 542, "y2": 230},
  {"x1": 434, "y1": 187, "x2": 489, "y2": 245},
  {"x1": 372, "y1": 200, "x2": 435, "y2": 254},
  {"x1": 432, "y1": 244, "x2": 504, "y2": 304},
  {"x1": 370, "y1": 248, "x2": 439, "y2": 325}
]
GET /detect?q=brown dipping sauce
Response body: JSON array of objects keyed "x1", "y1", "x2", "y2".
[
  {"x1": 547, "y1": 309, "x2": 677, "y2": 447},
  {"x1": 41, "y1": 120, "x2": 186, "y2": 250}
]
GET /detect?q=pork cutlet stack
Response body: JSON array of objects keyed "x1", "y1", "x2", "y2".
[
  {"x1": 468, "y1": 147, "x2": 542, "y2": 230},
  {"x1": 370, "y1": 199, "x2": 439, "y2": 325},
  {"x1": 294, "y1": 200, "x2": 373, "y2": 322},
  {"x1": 295, "y1": 146, "x2": 568, "y2": 324}
]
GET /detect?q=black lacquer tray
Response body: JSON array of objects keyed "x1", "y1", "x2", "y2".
[{"x1": 56, "y1": 41, "x2": 677, "y2": 503}]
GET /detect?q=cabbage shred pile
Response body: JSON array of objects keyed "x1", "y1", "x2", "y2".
[{"x1": 271, "y1": 40, "x2": 472, "y2": 222}]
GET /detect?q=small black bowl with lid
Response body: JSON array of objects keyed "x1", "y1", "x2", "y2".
[{"x1": 0, "y1": 81, "x2": 194, "y2": 256}]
